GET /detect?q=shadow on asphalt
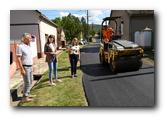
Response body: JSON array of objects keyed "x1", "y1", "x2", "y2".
[
  {"x1": 80, "y1": 63, "x2": 151, "y2": 77},
  {"x1": 81, "y1": 63, "x2": 113, "y2": 76},
  {"x1": 90, "y1": 71, "x2": 154, "y2": 82},
  {"x1": 80, "y1": 46, "x2": 99, "y2": 53}
]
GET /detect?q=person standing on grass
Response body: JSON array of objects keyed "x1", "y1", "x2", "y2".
[
  {"x1": 68, "y1": 38, "x2": 80, "y2": 78},
  {"x1": 44, "y1": 35, "x2": 62, "y2": 86},
  {"x1": 16, "y1": 33, "x2": 35, "y2": 102}
]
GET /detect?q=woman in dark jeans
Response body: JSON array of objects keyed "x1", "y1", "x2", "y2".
[
  {"x1": 44, "y1": 35, "x2": 62, "y2": 86},
  {"x1": 68, "y1": 38, "x2": 80, "y2": 78}
]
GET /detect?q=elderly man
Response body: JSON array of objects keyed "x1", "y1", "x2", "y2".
[{"x1": 16, "y1": 33, "x2": 35, "y2": 102}]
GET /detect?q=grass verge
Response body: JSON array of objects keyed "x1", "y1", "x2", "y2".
[{"x1": 19, "y1": 50, "x2": 87, "y2": 106}]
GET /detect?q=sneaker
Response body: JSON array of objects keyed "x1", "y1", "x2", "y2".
[{"x1": 21, "y1": 97, "x2": 33, "y2": 103}]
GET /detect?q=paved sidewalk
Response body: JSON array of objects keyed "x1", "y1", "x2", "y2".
[
  {"x1": 142, "y1": 57, "x2": 154, "y2": 66},
  {"x1": 142, "y1": 53, "x2": 154, "y2": 66},
  {"x1": 10, "y1": 57, "x2": 48, "y2": 89}
]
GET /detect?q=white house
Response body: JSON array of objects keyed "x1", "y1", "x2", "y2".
[
  {"x1": 10, "y1": 10, "x2": 58, "y2": 78},
  {"x1": 57, "y1": 28, "x2": 66, "y2": 49}
]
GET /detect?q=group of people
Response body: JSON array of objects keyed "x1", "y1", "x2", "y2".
[{"x1": 16, "y1": 33, "x2": 80, "y2": 102}]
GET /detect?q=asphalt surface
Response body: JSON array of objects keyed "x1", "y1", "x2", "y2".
[{"x1": 80, "y1": 43, "x2": 155, "y2": 107}]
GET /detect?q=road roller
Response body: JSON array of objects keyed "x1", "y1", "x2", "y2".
[{"x1": 99, "y1": 16, "x2": 144, "y2": 73}]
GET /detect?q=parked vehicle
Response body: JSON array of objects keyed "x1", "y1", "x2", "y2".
[
  {"x1": 79, "y1": 39, "x2": 88, "y2": 45},
  {"x1": 83, "y1": 39, "x2": 88, "y2": 45},
  {"x1": 79, "y1": 39, "x2": 84, "y2": 45}
]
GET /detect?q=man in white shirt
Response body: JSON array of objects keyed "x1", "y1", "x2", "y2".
[{"x1": 16, "y1": 33, "x2": 35, "y2": 102}]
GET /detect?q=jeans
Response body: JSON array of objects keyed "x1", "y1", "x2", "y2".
[
  {"x1": 48, "y1": 58, "x2": 57, "y2": 82},
  {"x1": 70, "y1": 54, "x2": 79, "y2": 75},
  {"x1": 23, "y1": 66, "x2": 33, "y2": 97}
]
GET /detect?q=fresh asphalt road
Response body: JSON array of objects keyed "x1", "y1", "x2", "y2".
[{"x1": 80, "y1": 43, "x2": 155, "y2": 107}]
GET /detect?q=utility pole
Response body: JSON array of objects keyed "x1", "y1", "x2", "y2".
[
  {"x1": 80, "y1": 10, "x2": 90, "y2": 41},
  {"x1": 87, "y1": 10, "x2": 89, "y2": 42}
]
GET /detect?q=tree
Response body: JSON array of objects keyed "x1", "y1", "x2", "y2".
[
  {"x1": 89, "y1": 24, "x2": 97, "y2": 37},
  {"x1": 89, "y1": 28, "x2": 96, "y2": 37},
  {"x1": 52, "y1": 17, "x2": 62, "y2": 26},
  {"x1": 52, "y1": 14, "x2": 82, "y2": 42}
]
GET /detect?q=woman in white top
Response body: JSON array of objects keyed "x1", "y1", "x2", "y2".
[
  {"x1": 68, "y1": 38, "x2": 80, "y2": 78},
  {"x1": 44, "y1": 35, "x2": 62, "y2": 86}
]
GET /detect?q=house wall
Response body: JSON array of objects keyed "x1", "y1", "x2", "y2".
[
  {"x1": 10, "y1": 25, "x2": 39, "y2": 59},
  {"x1": 130, "y1": 15, "x2": 154, "y2": 42},
  {"x1": 57, "y1": 33, "x2": 61, "y2": 49},
  {"x1": 10, "y1": 43, "x2": 18, "y2": 78},
  {"x1": 57, "y1": 29, "x2": 66, "y2": 49},
  {"x1": 110, "y1": 10, "x2": 130, "y2": 40}
]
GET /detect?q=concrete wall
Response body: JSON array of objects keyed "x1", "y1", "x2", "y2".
[
  {"x1": 10, "y1": 25, "x2": 39, "y2": 58},
  {"x1": 110, "y1": 10, "x2": 130, "y2": 40},
  {"x1": 10, "y1": 43, "x2": 18, "y2": 78},
  {"x1": 130, "y1": 16, "x2": 154, "y2": 42},
  {"x1": 57, "y1": 29, "x2": 66, "y2": 49}
]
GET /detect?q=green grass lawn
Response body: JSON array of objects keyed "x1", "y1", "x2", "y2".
[{"x1": 19, "y1": 50, "x2": 88, "y2": 106}]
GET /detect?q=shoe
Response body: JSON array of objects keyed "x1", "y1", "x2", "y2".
[
  {"x1": 74, "y1": 74, "x2": 78, "y2": 77},
  {"x1": 49, "y1": 82, "x2": 56, "y2": 86},
  {"x1": 28, "y1": 94, "x2": 36, "y2": 98},
  {"x1": 21, "y1": 97, "x2": 33, "y2": 103},
  {"x1": 55, "y1": 79, "x2": 62, "y2": 82},
  {"x1": 71, "y1": 75, "x2": 74, "y2": 78}
]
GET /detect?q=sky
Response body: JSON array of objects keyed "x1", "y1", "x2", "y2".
[{"x1": 40, "y1": 10, "x2": 111, "y2": 24}]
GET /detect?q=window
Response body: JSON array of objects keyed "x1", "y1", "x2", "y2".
[
  {"x1": 45, "y1": 34, "x2": 48, "y2": 42},
  {"x1": 109, "y1": 43, "x2": 112, "y2": 48}
]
